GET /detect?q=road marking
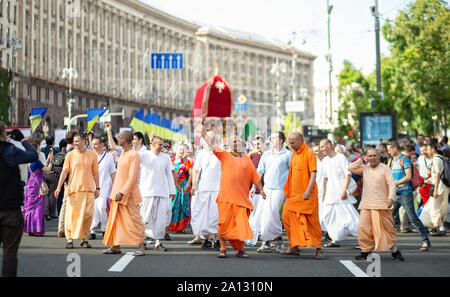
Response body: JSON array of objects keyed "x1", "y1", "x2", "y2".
[
  {"x1": 340, "y1": 260, "x2": 369, "y2": 277},
  {"x1": 108, "y1": 252, "x2": 135, "y2": 272}
]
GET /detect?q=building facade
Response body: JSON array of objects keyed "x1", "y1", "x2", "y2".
[{"x1": 0, "y1": 0, "x2": 315, "y2": 134}]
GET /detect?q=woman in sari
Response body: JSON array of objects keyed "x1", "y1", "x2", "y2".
[
  {"x1": 168, "y1": 144, "x2": 193, "y2": 233},
  {"x1": 23, "y1": 142, "x2": 53, "y2": 236}
]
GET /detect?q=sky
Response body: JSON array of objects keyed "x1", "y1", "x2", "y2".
[{"x1": 140, "y1": 0, "x2": 414, "y2": 88}]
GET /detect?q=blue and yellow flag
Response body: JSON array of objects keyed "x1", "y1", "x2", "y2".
[
  {"x1": 144, "y1": 112, "x2": 152, "y2": 136},
  {"x1": 87, "y1": 108, "x2": 107, "y2": 131},
  {"x1": 29, "y1": 107, "x2": 48, "y2": 134},
  {"x1": 129, "y1": 109, "x2": 145, "y2": 134}
]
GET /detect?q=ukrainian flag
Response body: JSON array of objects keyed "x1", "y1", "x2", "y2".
[
  {"x1": 87, "y1": 108, "x2": 108, "y2": 131},
  {"x1": 129, "y1": 109, "x2": 145, "y2": 134},
  {"x1": 29, "y1": 107, "x2": 48, "y2": 135}
]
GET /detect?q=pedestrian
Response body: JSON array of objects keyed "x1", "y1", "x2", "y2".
[
  {"x1": 387, "y1": 140, "x2": 431, "y2": 251},
  {"x1": 88, "y1": 136, "x2": 116, "y2": 240},
  {"x1": 23, "y1": 141, "x2": 54, "y2": 236},
  {"x1": 55, "y1": 131, "x2": 76, "y2": 238},
  {"x1": 319, "y1": 138, "x2": 360, "y2": 247},
  {"x1": 282, "y1": 132, "x2": 324, "y2": 259},
  {"x1": 312, "y1": 143, "x2": 328, "y2": 235},
  {"x1": 54, "y1": 132, "x2": 100, "y2": 249},
  {"x1": 139, "y1": 136, "x2": 176, "y2": 252},
  {"x1": 348, "y1": 148, "x2": 404, "y2": 261},
  {"x1": 378, "y1": 143, "x2": 390, "y2": 165},
  {"x1": 0, "y1": 121, "x2": 39, "y2": 277},
  {"x1": 102, "y1": 129, "x2": 146, "y2": 256},
  {"x1": 199, "y1": 122, "x2": 265, "y2": 258},
  {"x1": 420, "y1": 143, "x2": 449, "y2": 236},
  {"x1": 418, "y1": 144, "x2": 433, "y2": 178},
  {"x1": 168, "y1": 144, "x2": 193, "y2": 233},
  {"x1": 132, "y1": 132, "x2": 148, "y2": 154},
  {"x1": 247, "y1": 135, "x2": 266, "y2": 247},
  {"x1": 248, "y1": 132, "x2": 292, "y2": 253},
  {"x1": 190, "y1": 131, "x2": 222, "y2": 250}
]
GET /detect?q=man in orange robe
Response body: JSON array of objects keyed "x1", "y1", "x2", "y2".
[
  {"x1": 102, "y1": 129, "x2": 146, "y2": 256},
  {"x1": 199, "y1": 123, "x2": 265, "y2": 258},
  {"x1": 283, "y1": 132, "x2": 324, "y2": 259}
]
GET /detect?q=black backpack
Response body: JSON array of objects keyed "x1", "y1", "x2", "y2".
[
  {"x1": 51, "y1": 150, "x2": 67, "y2": 177},
  {"x1": 437, "y1": 155, "x2": 450, "y2": 187}
]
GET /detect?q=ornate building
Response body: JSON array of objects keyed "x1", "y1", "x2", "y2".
[{"x1": 0, "y1": 0, "x2": 315, "y2": 134}]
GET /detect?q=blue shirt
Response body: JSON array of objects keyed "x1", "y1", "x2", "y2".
[
  {"x1": 391, "y1": 153, "x2": 413, "y2": 194},
  {"x1": 256, "y1": 146, "x2": 292, "y2": 190}
]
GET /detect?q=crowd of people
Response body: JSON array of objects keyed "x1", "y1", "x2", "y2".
[{"x1": 1, "y1": 119, "x2": 449, "y2": 277}]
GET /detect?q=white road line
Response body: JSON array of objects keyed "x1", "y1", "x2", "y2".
[
  {"x1": 340, "y1": 260, "x2": 369, "y2": 277},
  {"x1": 108, "y1": 252, "x2": 135, "y2": 272}
]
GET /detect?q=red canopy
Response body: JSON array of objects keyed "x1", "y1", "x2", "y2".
[{"x1": 192, "y1": 75, "x2": 233, "y2": 119}]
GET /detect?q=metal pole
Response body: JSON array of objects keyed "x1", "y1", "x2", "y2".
[
  {"x1": 327, "y1": 0, "x2": 333, "y2": 122},
  {"x1": 374, "y1": 0, "x2": 382, "y2": 92}
]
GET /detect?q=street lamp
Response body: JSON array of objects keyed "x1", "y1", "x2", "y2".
[
  {"x1": 61, "y1": 63, "x2": 78, "y2": 131},
  {"x1": 1, "y1": 32, "x2": 22, "y2": 125}
]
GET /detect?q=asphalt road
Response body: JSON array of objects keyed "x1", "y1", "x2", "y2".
[{"x1": 2, "y1": 219, "x2": 450, "y2": 278}]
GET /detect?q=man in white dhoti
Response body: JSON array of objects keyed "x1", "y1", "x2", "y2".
[
  {"x1": 312, "y1": 144, "x2": 327, "y2": 235},
  {"x1": 89, "y1": 137, "x2": 116, "y2": 240},
  {"x1": 190, "y1": 132, "x2": 221, "y2": 250},
  {"x1": 139, "y1": 136, "x2": 176, "y2": 252},
  {"x1": 246, "y1": 132, "x2": 292, "y2": 253},
  {"x1": 320, "y1": 139, "x2": 360, "y2": 247}
]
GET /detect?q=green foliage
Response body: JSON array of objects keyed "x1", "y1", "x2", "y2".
[
  {"x1": 0, "y1": 69, "x2": 12, "y2": 125},
  {"x1": 335, "y1": 0, "x2": 450, "y2": 137},
  {"x1": 283, "y1": 113, "x2": 301, "y2": 136}
]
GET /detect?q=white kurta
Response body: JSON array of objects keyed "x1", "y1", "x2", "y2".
[
  {"x1": 190, "y1": 149, "x2": 221, "y2": 237},
  {"x1": 139, "y1": 151, "x2": 176, "y2": 240},
  {"x1": 316, "y1": 158, "x2": 327, "y2": 232},
  {"x1": 321, "y1": 153, "x2": 360, "y2": 242},
  {"x1": 90, "y1": 152, "x2": 116, "y2": 232}
]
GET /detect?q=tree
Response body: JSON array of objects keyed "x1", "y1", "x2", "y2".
[
  {"x1": 383, "y1": 0, "x2": 450, "y2": 136},
  {"x1": 0, "y1": 69, "x2": 12, "y2": 125}
]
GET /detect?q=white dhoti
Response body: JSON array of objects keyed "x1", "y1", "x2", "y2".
[
  {"x1": 320, "y1": 199, "x2": 360, "y2": 242},
  {"x1": 247, "y1": 189, "x2": 285, "y2": 245},
  {"x1": 90, "y1": 196, "x2": 108, "y2": 232},
  {"x1": 246, "y1": 194, "x2": 263, "y2": 246},
  {"x1": 140, "y1": 196, "x2": 172, "y2": 240},
  {"x1": 420, "y1": 187, "x2": 450, "y2": 228},
  {"x1": 190, "y1": 191, "x2": 219, "y2": 237}
]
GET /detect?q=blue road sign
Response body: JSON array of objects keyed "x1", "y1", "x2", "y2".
[
  {"x1": 151, "y1": 53, "x2": 183, "y2": 69},
  {"x1": 235, "y1": 103, "x2": 248, "y2": 111}
]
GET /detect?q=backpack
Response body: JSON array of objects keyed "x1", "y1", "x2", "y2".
[
  {"x1": 51, "y1": 150, "x2": 67, "y2": 177},
  {"x1": 437, "y1": 155, "x2": 450, "y2": 187},
  {"x1": 388, "y1": 155, "x2": 421, "y2": 190}
]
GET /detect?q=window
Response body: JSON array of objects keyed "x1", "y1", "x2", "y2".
[{"x1": 0, "y1": 0, "x2": 3, "y2": 17}]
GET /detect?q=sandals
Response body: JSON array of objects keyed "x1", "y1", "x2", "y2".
[
  {"x1": 315, "y1": 249, "x2": 325, "y2": 260},
  {"x1": 188, "y1": 238, "x2": 203, "y2": 245},
  {"x1": 133, "y1": 250, "x2": 145, "y2": 256},
  {"x1": 236, "y1": 250, "x2": 249, "y2": 258},
  {"x1": 80, "y1": 241, "x2": 92, "y2": 248},
  {"x1": 324, "y1": 242, "x2": 340, "y2": 248},
  {"x1": 217, "y1": 249, "x2": 227, "y2": 258},
  {"x1": 283, "y1": 248, "x2": 300, "y2": 256},
  {"x1": 420, "y1": 242, "x2": 431, "y2": 251},
  {"x1": 66, "y1": 242, "x2": 74, "y2": 249},
  {"x1": 103, "y1": 248, "x2": 122, "y2": 255}
]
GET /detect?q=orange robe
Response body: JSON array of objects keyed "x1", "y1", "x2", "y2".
[
  {"x1": 62, "y1": 149, "x2": 99, "y2": 241},
  {"x1": 214, "y1": 152, "x2": 260, "y2": 251},
  {"x1": 103, "y1": 149, "x2": 145, "y2": 247},
  {"x1": 283, "y1": 142, "x2": 322, "y2": 249}
]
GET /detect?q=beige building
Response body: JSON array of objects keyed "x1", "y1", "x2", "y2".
[{"x1": 0, "y1": 0, "x2": 315, "y2": 134}]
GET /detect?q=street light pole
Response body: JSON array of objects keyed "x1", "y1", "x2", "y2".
[
  {"x1": 327, "y1": 0, "x2": 333, "y2": 122},
  {"x1": 290, "y1": 32, "x2": 298, "y2": 132},
  {"x1": 372, "y1": 0, "x2": 382, "y2": 92},
  {"x1": 62, "y1": 63, "x2": 78, "y2": 131}
]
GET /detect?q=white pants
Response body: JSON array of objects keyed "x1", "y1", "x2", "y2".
[
  {"x1": 247, "y1": 189, "x2": 285, "y2": 245},
  {"x1": 140, "y1": 196, "x2": 172, "y2": 240},
  {"x1": 190, "y1": 191, "x2": 219, "y2": 237},
  {"x1": 90, "y1": 196, "x2": 108, "y2": 232},
  {"x1": 320, "y1": 201, "x2": 360, "y2": 242}
]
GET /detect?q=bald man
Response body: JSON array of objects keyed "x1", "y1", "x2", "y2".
[
  {"x1": 103, "y1": 129, "x2": 146, "y2": 256},
  {"x1": 282, "y1": 132, "x2": 323, "y2": 259}
]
